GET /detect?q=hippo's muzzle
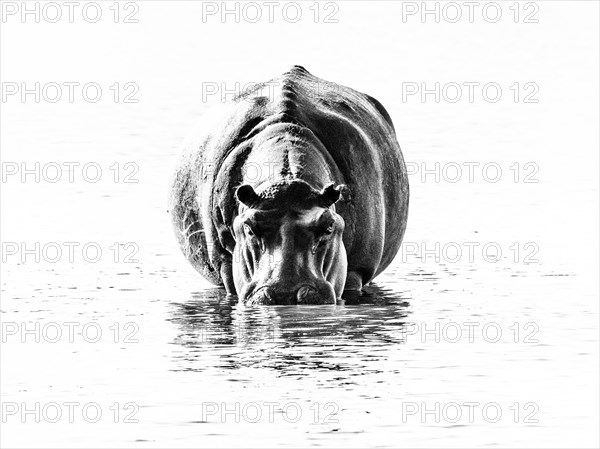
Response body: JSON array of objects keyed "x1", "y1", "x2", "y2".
[{"x1": 246, "y1": 282, "x2": 336, "y2": 305}]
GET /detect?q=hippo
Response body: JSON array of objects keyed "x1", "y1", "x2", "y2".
[{"x1": 169, "y1": 66, "x2": 409, "y2": 305}]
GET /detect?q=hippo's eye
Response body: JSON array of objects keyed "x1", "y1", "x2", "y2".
[
  {"x1": 324, "y1": 222, "x2": 335, "y2": 235},
  {"x1": 243, "y1": 224, "x2": 255, "y2": 237}
]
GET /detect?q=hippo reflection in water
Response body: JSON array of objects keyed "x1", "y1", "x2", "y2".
[{"x1": 170, "y1": 66, "x2": 409, "y2": 304}]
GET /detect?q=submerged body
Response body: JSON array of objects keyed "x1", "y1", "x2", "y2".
[{"x1": 170, "y1": 66, "x2": 409, "y2": 304}]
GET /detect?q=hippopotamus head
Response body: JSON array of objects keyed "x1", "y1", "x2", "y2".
[{"x1": 231, "y1": 179, "x2": 347, "y2": 305}]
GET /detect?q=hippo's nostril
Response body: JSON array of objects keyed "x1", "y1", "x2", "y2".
[
  {"x1": 296, "y1": 286, "x2": 321, "y2": 304},
  {"x1": 246, "y1": 287, "x2": 274, "y2": 305}
]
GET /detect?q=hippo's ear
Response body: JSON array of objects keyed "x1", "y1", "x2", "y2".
[
  {"x1": 319, "y1": 183, "x2": 346, "y2": 208},
  {"x1": 236, "y1": 184, "x2": 261, "y2": 208}
]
